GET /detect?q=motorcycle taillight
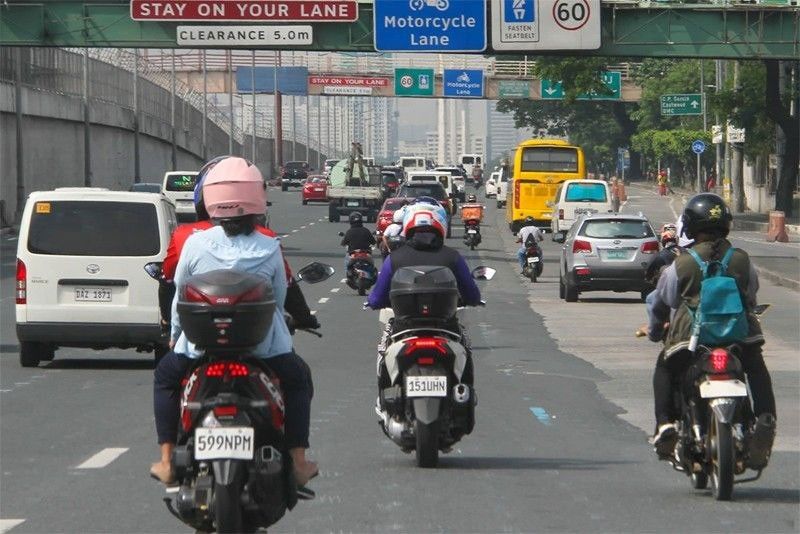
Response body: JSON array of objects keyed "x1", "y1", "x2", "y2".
[
  {"x1": 709, "y1": 348, "x2": 730, "y2": 373},
  {"x1": 404, "y1": 337, "x2": 448, "y2": 355}
]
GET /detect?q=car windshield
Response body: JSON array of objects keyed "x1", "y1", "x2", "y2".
[
  {"x1": 399, "y1": 185, "x2": 446, "y2": 200},
  {"x1": 27, "y1": 201, "x2": 160, "y2": 256},
  {"x1": 580, "y1": 219, "x2": 654, "y2": 239},
  {"x1": 165, "y1": 173, "x2": 197, "y2": 192},
  {"x1": 521, "y1": 147, "x2": 579, "y2": 172},
  {"x1": 285, "y1": 162, "x2": 308, "y2": 169},
  {"x1": 565, "y1": 183, "x2": 607, "y2": 202}
]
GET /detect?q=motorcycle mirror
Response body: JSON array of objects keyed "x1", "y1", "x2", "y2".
[
  {"x1": 338, "y1": 231, "x2": 345, "y2": 237},
  {"x1": 471, "y1": 266, "x2": 496, "y2": 281},
  {"x1": 144, "y1": 262, "x2": 163, "y2": 280},
  {"x1": 296, "y1": 262, "x2": 335, "y2": 284}
]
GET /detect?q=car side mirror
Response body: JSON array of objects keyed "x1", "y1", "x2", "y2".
[
  {"x1": 296, "y1": 262, "x2": 335, "y2": 284},
  {"x1": 552, "y1": 233, "x2": 565, "y2": 243},
  {"x1": 144, "y1": 262, "x2": 163, "y2": 280}
]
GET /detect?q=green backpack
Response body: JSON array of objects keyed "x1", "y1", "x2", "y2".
[{"x1": 686, "y1": 247, "x2": 749, "y2": 349}]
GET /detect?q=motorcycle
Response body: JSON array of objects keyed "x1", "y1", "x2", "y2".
[
  {"x1": 460, "y1": 204, "x2": 483, "y2": 251},
  {"x1": 637, "y1": 304, "x2": 773, "y2": 501},
  {"x1": 371, "y1": 265, "x2": 495, "y2": 468},
  {"x1": 146, "y1": 261, "x2": 333, "y2": 533},
  {"x1": 339, "y1": 232, "x2": 377, "y2": 296},
  {"x1": 521, "y1": 237, "x2": 543, "y2": 282},
  {"x1": 378, "y1": 230, "x2": 406, "y2": 260}
]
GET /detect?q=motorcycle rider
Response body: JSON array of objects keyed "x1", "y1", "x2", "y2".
[
  {"x1": 151, "y1": 157, "x2": 319, "y2": 487},
  {"x1": 646, "y1": 194, "x2": 776, "y2": 467},
  {"x1": 644, "y1": 223, "x2": 682, "y2": 287},
  {"x1": 516, "y1": 217, "x2": 544, "y2": 274},
  {"x1": 367, "y1": 203, "x2": 482, "y2": 386},
  {"x1": 341, "y1": 211, "x2": 377, "y2": 270},
  {"x1": 161, "y1": 156, "x2": 318, "y2": 331},
  {"x1": 381, "y1": 207, "x2": 406, "y2": 256}
]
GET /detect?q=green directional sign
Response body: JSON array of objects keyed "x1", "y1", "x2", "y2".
[
  {"x1": 541, "y1": 72, "x2": 621, "y2": 101},
  {"x1": 394, "y1": 68, "x2": 435, "y2": 97},
  {"x1": 498, "y1": 80, "x2": 531, "y2": 99},
  {"x1": 660, "y1": 94, "x2": 703, "y2": 116}
]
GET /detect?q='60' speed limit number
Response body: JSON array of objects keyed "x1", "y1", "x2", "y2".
[{"x1": 552, "y1": 0, "x2": 591, "y2": 30}]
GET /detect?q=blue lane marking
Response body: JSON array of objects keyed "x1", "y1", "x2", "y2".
[{"x1": 529, "y1": 406, "x2": 552, "y2": 426}]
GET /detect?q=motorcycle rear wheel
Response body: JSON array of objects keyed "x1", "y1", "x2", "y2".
[
  {"x1": 214, "y1": 480, "x2": 244, "y2": 533},
  {"x1": 415, "y1": 420, "x2": 440, "y2": 468},
  {"x1": 709, "y1": 413, "x2": 735, "y2": 501}
]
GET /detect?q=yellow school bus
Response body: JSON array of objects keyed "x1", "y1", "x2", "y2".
[{"x1": 505, "y1": 139, "x2": 586, "y2": 232}]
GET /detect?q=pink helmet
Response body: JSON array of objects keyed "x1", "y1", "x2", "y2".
[{"x1": 202, "y1": 157, "x2": 266, "y2": 219}]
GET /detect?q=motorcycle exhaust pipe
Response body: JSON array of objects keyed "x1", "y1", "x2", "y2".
[{"x1": 453, "y1": 383, "x2": 470, "y2": 404}]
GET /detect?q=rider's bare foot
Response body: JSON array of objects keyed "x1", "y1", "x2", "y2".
[{"x1": 150, "y1": 460, "x2": 175, "y2": 485}]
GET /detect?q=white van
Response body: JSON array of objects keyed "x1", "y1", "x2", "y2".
[
  {"x1": 162, "y1": 171, "x2": 199, "y2": 221},
  {"x1": 459, "y1": 153, "x2": 483, "y2": 179},
  {"x1": 485, "y1": 171, "x2": 500, "y2": 198},
  {"x1": 398, "y1": 156, "x2": 426, "y2": 173},
  {"x1": 550, "y1": 179, "x2": 613, "y2": 236},
  {"x1": 496, "y1": 167, "x2": 510, "y2": 208},
  {"x1": 15, "y1": 188, "x2": 176, "y2": 367},
  {"x1": 406, "y1": 171, "x2": 457, "y2": 211}
]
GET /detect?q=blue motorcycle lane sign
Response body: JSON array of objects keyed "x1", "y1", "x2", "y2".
[{"x1": 374, "y1": 0, "x2": 488, "y2": 52}]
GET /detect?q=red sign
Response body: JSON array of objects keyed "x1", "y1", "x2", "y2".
[
  {"x1": 308, "y1": 76, "x2": 391, "y2": 87},
  {"x1": 130, "y1": 0, "x2": 358, "y2": 22}
]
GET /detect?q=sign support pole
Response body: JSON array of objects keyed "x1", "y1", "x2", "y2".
[
  {"x1": 251, "y1": 50, "x2": 256, "y2": 165},
  {"x1": 227, "y1": 50, "x2": 233, "y2": 155},
  {"x1": 201, "y1": 50, "x2": 207, "y2": 161},
  {"x1": 133, "y1": 49, "x2": 140, "y2": 183}
]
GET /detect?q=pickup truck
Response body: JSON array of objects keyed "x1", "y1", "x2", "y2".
[{"x1": 327, "y1": 160, "x2": 384, "y2": 223}]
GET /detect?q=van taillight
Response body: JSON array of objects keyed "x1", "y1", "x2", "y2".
[
  {"x1": 572, "y1": 240, "x2": 592, "y2": 254},
  {"x1": 514, "y1": 181, "x2": 520, "y2": 209},
  {"x1": 16, "y1": 259, "x2": 26, "y2": 304},
  {"x1": 559, "y1": 209, "x2": 564, "y2": 220}
]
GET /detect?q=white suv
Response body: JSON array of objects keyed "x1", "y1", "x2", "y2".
[
  {"x1": 15, "y1": 188, "x2": 176, "y2": 367},
  {"x1": 161, "y1": 171, "x2": 199, "y2": 222}
]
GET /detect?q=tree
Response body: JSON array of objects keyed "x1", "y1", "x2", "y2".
[{"x1": 764, "y1": 60, "x2": 799, "y2": 218}]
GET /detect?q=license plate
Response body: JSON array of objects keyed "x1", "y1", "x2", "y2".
[
  {"x1": 574, "y1": 208, "x2": 598, "y2": 215},
  {"x1": 74, "y1": 287, "x2": 112, "y2": 302},
  {"x1": 194, "y1": 427, "x2": 254, "y2": 460},
  {"x1": 347, "y1": 201, "x2": 360, "y2": 207},
  {"x1": 527, "y1": 257, "x2": 540, "y2": 264},
  {"x1": 405, "y1": 376, "x2": 447, "y2": 397},
  {"x1": 605, "y1": 250, "x2": 629, "y2": 260},
  {"x1": 314, "y1": 188, "x2": 324, "y2": 192},
  {"x1": 699, "y1": 379, "x2": 748, "y2": 399},
  {"x1": 467, "y1": 229, "x2": 478, "y2": 234}
]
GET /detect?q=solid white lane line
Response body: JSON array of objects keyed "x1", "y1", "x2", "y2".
[
  {"x1": 330, "y1": 288, "x2": 340, "y2": 293},
  {"x1": 0, "y1": 519, "x2": 25, "y2": 533},
  {"x1": 76, "y1": 447, "x2": 129, "y2": 469},
  {"x1": 318, "y1": 297, "x2": 329, "y2": 304}
]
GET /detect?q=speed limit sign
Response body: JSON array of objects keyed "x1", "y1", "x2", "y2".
[
  {"x1": 492, "y1": 0, "x2": 600, "y2": 51},
  {"x1": 553, "y1": 0, "x2": 591, "y2": 31}
]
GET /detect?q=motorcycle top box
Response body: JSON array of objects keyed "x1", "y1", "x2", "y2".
[
  {"x1": 390, "y1": 266, "x2": 459, "y2": 320},
  {"x1": 177, "y1": 270, "x2": 276, "y2": 349}
]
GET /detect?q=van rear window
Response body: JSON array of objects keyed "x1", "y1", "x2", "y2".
[
  {"x1": 165, "y1": 174, "x2": 197, "y2": 192},
  {"x1": 28, "y1": 201, "x2": 160, "y2": 256},
  {"x1": 565, "y1": 183, "x2": 607, "y2": 202},
  {"x1": 462, "y1": 156, "x2": 475, "y2": 164}
]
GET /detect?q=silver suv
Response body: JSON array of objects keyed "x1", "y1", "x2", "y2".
[{"x1": 555, "y1": 213, "x2": 659, "y2": 302}]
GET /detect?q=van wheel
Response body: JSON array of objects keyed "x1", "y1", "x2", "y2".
[
  {"x1": 497, "y1": 200, "x2": 502, "y2": 209},
  {"x1": 19, "y1": 342, "x2": 44, "y2": 368},
  {"x1": 559, "y1": 277, "x2": 566, "y2": 299}
]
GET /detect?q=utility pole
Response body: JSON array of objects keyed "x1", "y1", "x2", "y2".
[
  {"x1": 14, "y1": 47, "x2": 25, "y2": 223},
  {"x1": 316, "y1": 95, "x2": 322, "y2": 163},
  {"x1": 170, "y1": 50, "x2": 177, "y2": 170},
  {"x1": 227, "y1": 50, "x2": 233, "y2": 154},
  {"x1": 731, "y1": 61, "x2": 745, "y2": 212},
  {"x1": 251, "y1": 50, "x2": 256, "y2": 165},
  {"x1": 201, "y1": 49, "x2": 207, "y2": 161},
  {"x1": 133, "y1": 49, "x2": 141, "y2": 183}
]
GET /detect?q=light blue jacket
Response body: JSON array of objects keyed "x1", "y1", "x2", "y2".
[{"x1": 170, "y1": 225, "x2": 292, "y2": 359}]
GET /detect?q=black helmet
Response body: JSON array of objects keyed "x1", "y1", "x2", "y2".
[
  {"x1": 349, "y1": 211, "x2": 363, "y2": 226},
  {"x1": 682, "y1": 193, "x2": 732, "y2": 239},
  {"x1": 525, "y1": 216, "x2": 535, "y2": 224},
  {"x1": 467, "y1": 194, "x2": 477, "y2": 203}
]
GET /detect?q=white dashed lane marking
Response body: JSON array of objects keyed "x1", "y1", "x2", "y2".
[
  {"x1": 340, "y1": 278, "x2": 347, "y2": 283},
  {"x1": 318, "y1": 297, "x2": 329, "y2": 304},
  {"x1": 0, "y1": 519, "x2": 25, "y2": 533},
  {"x1": 75, "y1": 447, "x2": 129, "y2": 469},
  {"x1": 291, "y1": 229, "x2": 298, "y2": 233}
]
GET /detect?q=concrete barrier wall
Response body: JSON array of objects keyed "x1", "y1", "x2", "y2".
[{"x1": 1, "y1": 81, "x2": 326, "y2": 224}]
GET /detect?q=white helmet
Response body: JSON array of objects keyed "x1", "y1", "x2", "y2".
[{"x1": 392, "y1": 206, "x2": 406, "y2": 224}]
